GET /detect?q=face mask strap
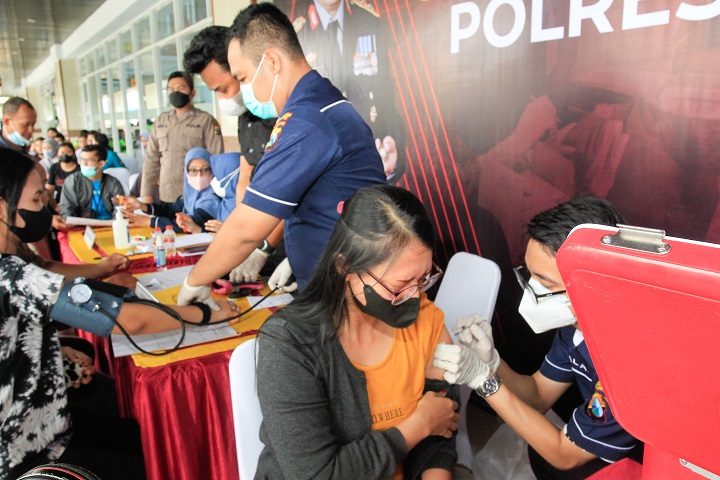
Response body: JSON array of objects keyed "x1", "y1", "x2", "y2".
[{"x1": 250, "y1": 54, "x2": 267, "y2": 86}]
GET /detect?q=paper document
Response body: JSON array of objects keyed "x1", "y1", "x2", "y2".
[
  {"x1": 111, "y1": 322, "x2": 238, "y2": 357},
  {"x1": 65, "y1": 216, "x2": 114, "y2": 227},
  {"x1": 136, "y1": 265, "x2": 194, "y2": 291},
  {"x1": 247, "y1": 293, "x2": 294, "y2": 309}
]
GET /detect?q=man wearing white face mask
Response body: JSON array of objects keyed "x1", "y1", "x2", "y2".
[
  {"x1": 177, "y1": 3, "x2": 385, "y2": 307},
  {"x1": 184, "y1": 26, "x2": 285, "y2": 283},
  {"x1": 434, "y1": 197, "x2": 643, "y2": 480}
]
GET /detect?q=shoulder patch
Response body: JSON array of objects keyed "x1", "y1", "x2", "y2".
[
  {"x1": 350, "y1": 0, "x2": 380, "y2": 17},
  {"x1": 265, "y1": 113, "x2": 293, "y2": 152},
  {"x1": 587, "y1": 381, "x2": 608, "y2": 423},
  {"x1": 214, "y1": 126, "x2": 221, "y2": 136}
]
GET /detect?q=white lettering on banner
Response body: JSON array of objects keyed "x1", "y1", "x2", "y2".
[
  {"x1": 485, "y1": 0, "x2": 526, "y2": 47},
  {"x1": 622, "y1": 0, "x2": 670, "y2": 30},
  {"x1": 677, "y1": 0, "x2": 720, "y2": 20},
  {"x1": 531, "y1": 0, "x2": 564, "y2": 42},
  {"x1": 451, "y1": 2, "x2": 481, "y2": 53},
  {"x1": 450, "y1": 0, "x2": 720, "y2": 52},
  {"x1": 568, "y1": 0, "x2": 613, "y2": 38}
]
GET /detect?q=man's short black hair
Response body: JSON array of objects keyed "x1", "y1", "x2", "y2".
[
  {"x1": 55, "y1": 133, "x2": 65, "y2": 142},
  {"x1": 183, "y1": 26, "x2": 231, "y2": 74},
  {"x1": 83, "y1": 144, "x2": 107, "y2": 161},
  {"x1": 528, "y1": 196, "x2": 625, "y2": 255},
  {"x1": 79, "y1": 129, "x2": 89, "y2": 137},
  {"x1": 2, "y1": 97, "x2": 35, "y2": 116},
  {"x1": 168, "y1": 71, "x2": 194, "y2": 91},
  {"x1": 47, "y1": 127, "x2": 59, "y2": 134},
  {"x1": 229, "y1": 3, "x2": 304, "y2": 64},
  {"x1": 93, "y1": 132, "x2": 110, "y2": 148}
]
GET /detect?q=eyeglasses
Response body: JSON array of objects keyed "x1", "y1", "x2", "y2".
[
  {"x1": 513, "y1": 265, "x2": 566, "y2": 304},
  {"x1": 187, "y1": 168, "x2": 212, "y2": 177},
  {"x1": 364, "y1": 264, "x2": 443, "y2": 305}
]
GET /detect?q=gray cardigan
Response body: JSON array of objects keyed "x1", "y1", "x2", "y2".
[
  {"x1": 59, "y1": 172, "x2": 124, "y2": 218},
  {"x1": 255, "y1": 315, "x2": 457, "y2": 480}
]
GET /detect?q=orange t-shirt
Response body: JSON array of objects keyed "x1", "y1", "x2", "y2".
[{"x1": 351, "y1": 296, "x2": 446, "y2": 479}]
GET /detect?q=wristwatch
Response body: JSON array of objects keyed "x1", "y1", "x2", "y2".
[
  {"x1": 474, "y1": 372, "x2": 502, "y2": 398},
  {"x1": 258, "y1": 239, "x2": 275, "y2": 254}
]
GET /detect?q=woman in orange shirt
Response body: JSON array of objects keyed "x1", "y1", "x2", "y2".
[{"x1": 255, "y1": 185, "x2": 459, "y2": 480}]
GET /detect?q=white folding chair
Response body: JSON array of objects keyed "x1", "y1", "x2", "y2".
[
  {"x1": 229, "y1": 338, "x2": 264, "y2": 480},
  {"x1": 118, "y1": 153, "x2": 140, "y2": 175},
  {"x1": 128, "y1": 173, "x2": 139, "y2": 194},
  {"x1": 103, "y1": 167, "x2": 131, "y2": 196},
  {"x1": 434, "y1": 252, "x2": 501, "y2": 468}
]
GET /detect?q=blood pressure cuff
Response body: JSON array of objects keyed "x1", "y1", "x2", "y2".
[{"x1": 50, "y1": 278, "x2": 136, "y2": 337}]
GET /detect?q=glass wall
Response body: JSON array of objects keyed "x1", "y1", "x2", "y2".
[{"x1": 80, "y1": 0, "x2": 213, "y2": 161}]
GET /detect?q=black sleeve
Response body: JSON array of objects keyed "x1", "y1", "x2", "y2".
[
  {"x1": 192, "y1": 208, "x2": 216, "y2": 233},
  {"x1": 403, "y1": 379, "x2": 459, "y2": 479},
  {"x1": 151, "y1": 198, "x2": 182, "y2": 218}
]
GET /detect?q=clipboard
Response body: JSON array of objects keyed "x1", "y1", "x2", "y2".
[{"x1": 556, "y1": 224, "x2": 720, "y2": 480}]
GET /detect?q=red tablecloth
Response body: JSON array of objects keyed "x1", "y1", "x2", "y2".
[{"x1": 116, "y1": 352, "x2": 241, "y2": 480}]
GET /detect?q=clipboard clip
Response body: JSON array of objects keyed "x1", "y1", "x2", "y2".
[{"x1": 600, "y1": 224, "x2": 671, "y2": 255}]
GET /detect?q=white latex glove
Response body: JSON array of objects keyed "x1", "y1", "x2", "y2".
[
  {"x1": 229, "y1": 249, "x2": 270, "y2": 283},
  {"x1": 453, "y1": 314, "x2": 501, "y2": 372},
  {"x1": 177, "y1": 277, "x2": 220, "y2": 311},
  {"x1": 433, "y1": 343, "x2": 491, "y2": 390},
  {"x1": 268, "y1": 257, "x2": 297, "y2": 292}
]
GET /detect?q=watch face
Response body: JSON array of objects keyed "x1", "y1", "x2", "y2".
[{"x1": 69, "y1": 284, "x2": 93, "y2": 305}]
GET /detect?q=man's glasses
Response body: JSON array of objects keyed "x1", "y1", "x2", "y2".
[
  {"x1": 513, "y1": 265, "x2": 566, "y2": 305},
  {"x1": 187, "y1": 168, "x2": 212, "y2": 177},
  {"x1": 365, "y1": 264, "x2": 443, "y2": 305}
]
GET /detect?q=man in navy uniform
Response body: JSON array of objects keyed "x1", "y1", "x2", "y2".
[
  {"x1": 434, "y1": 197, "x2": 643, "y2": 479},
  {"x1": 178, "y1": 3, "x2": 385, "y2": 305}
]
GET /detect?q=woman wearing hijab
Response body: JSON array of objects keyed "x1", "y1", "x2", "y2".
[
  {"x1": 203, "y1": 152, "x2": 241, "y2": 233},
  {"x1": 123, "y1": 147, "x2": 221, "y2": 233},
  {"x1": 39, "y1": 137, "x2": 60, "y2": 175}
]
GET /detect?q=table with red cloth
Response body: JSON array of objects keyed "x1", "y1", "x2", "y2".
[
  {"x1": 58, "y1": 227, "x2": 204, "y2": 374},
  {"x1": 58, "y1": 227, "x2": 279, "y2": 480}
]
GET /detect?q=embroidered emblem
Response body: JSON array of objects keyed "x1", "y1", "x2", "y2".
[
  {"x1": 214, "y1": 126, "x2": 221, "y2": 136},
  {"x1": 265, "y1": 113, "x2": 293, "y2": 152},
  {"x1": 587, "y1": 381, "x2": 608, "y2": 423}
]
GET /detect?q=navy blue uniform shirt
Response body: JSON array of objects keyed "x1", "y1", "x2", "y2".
[
  {"x1": 540, "y1": 326, "x2": 637, "y2": 462},
  {"x1": 243, "y1": 70, "x2": 385, "y2": 289}
]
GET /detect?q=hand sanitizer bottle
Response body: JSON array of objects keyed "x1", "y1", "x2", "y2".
[{"x1": 112, "y1": 207, "x2": 131, "y2": 249}]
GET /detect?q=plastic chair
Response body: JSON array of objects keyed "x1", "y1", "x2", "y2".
[
  {"x1": 433, "y1": 252, "x2": 501, "y2": 468},
  {"x1": 229, "y1": 338, "x2": 264, "y2": 480},
  {"x1": 128, "y1": 173, "x2": 139, "y2": 194},
  {"x1": 104, "y1": 167, "x2": 131, "y2": 196},
  {"x1": 118, "y1": 153, "x2": 139, "y2": 174}
]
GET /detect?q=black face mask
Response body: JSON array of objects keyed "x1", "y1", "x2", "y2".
[
  {"x1": 169, "y1": 91, "x2": 191, "y2": 108},
  {"x1": 10, "y1": 207, "x2": 53, "y2": 243},
  {"x1": 351, "y1": 282, "x2": 421, "y2": 329},
  {"x1": 59, "y1": 154, "x2": 75, "y2": 163}
]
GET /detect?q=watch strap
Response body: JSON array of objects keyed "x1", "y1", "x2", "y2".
[
  {"x1": 475, "y1": 372, "x2": 502, "y2": 398},
  {"x1": 258, "y1": 239, "x2": 275, "y2": 254}
]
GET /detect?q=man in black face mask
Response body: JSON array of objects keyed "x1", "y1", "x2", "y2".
[{"x1": 140, "y1": 71, "x2": 224, "y2": 204}]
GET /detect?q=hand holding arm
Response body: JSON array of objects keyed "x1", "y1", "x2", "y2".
[
  {"x1": 61, "y1": 346, "x2": 95, "y2": 388},
  {"x1": 433, "y1": 343, "x2": 491, "y2": 389}
]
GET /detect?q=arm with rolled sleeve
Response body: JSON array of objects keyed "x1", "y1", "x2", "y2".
[
  {"x1": 242, "y1": 115, "x2": 339, "y2": 219},
  {"x1": 141, "y1": 126, "x2": 162, "y2": 198},
  {"x1": 256, "y1": 319, "x2": 407, "y2": 480}
]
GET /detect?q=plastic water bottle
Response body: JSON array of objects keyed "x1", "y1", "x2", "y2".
[
  {"x1": 153, "y1": 227, "x2": 167, "y2": 271},
  {"x1": 163, "y1": 225, "x2": 177, "y2": 257},
  {"x1": 112, "y1": 206, "x2": 130, "y2": 249}
]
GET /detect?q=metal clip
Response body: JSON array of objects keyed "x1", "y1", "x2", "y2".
[
  {"x1": 600, "y1": 224, "x2": 671, "y2": 255},
  {"x1": 679, "y1": 458, "x2": 720, "y2": 480}
]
